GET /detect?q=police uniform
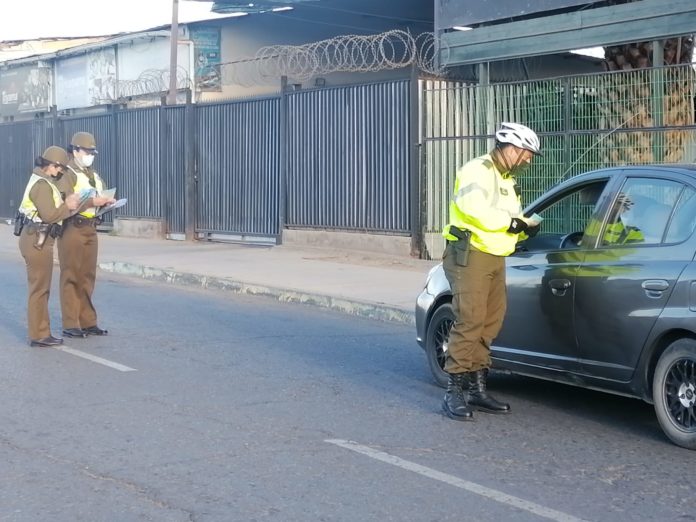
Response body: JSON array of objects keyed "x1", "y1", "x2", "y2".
[
  {"x1": 55, "y1": 132, "x2": 108, "y2": 338},
  {"x1": 441, "y1": 145, "x2": 537, "y2": 420},
  {"x1": 18, "y1": 147, "x2": 73, "y2": 346},
  {"x1": 443, "y1": 154, "x2": 524, "y2": 374}
]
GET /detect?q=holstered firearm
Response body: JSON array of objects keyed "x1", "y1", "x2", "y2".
[
  {"x1": 29, "y1": 223, "x2": 62, "y2": 250},
  {"x1": 449, "y1": 226, "x2": 471, "y2": 267},
  {"x1": 13, "y1": 210, "x2": 24, "y2": 237},
  {"x1": 33, "y1": 224, "x2": 50, "y2": 250}
]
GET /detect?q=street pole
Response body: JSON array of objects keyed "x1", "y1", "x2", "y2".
[{"x1": 168, "y1": 0, "x2": 179, "y2": 105}]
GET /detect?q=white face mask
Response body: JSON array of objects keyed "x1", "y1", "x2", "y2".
[{"x1": 80, "y1": 154, "x2": 95, "y2": 168}]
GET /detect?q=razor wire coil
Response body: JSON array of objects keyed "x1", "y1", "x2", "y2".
[{"x1": 219, "y1": 30, "x2": 445, "y2": 87}]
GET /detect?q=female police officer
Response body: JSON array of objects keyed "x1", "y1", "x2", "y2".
[
  {"x1": 17, "y1": 146, "x2": 80, "y2": 347},
  {"x1": 56, "y1": 132, "x2": 115, "y2": 338}
]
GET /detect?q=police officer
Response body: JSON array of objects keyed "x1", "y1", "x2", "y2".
[
  {"x1": 18, "y1": 147, "x2": 80, "y2": 347},
  {"x1": 441, "y1": 122, "x2": 541, "y2": 421},
  {"x1": 56, "y1": 132, "x2": 115, "y2": 338}
]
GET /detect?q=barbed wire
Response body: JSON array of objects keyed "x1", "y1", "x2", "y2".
[
  {"x1": 218, "y1": 30, "x2": 447, "y2": 87},
  {"x1": 115, "y1": 67, "x2": 192, "y2": 98}
]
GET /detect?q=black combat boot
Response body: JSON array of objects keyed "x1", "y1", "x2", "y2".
[
  {"x1": 442, "y1": 373, "x2": 474, "y2": 421},
  {"x1": 467, "y1": 369, "x2": 510, "y2": 414}
]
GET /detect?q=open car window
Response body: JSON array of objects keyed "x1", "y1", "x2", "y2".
[{"x1": 522, "y1": 180, "x2": 610, "y2": 251}]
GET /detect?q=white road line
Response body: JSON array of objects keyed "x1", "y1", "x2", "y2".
[
  {"x1": 54, "y1": 346, "x2": 137, "y2": 372},
  {"x1": 325, "y1": 439, "x2": 590, "y2": 522}
]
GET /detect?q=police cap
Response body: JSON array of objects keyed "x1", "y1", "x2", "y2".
[
  {"x1": 42, "y1": 146, "x2": 69, "y2": 167},
  {"x1": 70, "y1": 132, "x2": 99, "y2": 153}
]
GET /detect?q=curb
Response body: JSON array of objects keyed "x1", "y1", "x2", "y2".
[{"x1": 98, "y1": 261, "x2": 416, "y2": 326}]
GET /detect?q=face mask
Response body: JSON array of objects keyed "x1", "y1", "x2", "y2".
[{"x1": 80, "y1": 154, "x2": 95, "y2": 167}]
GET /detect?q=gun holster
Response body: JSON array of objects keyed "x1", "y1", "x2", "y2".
[
  {"x1": 449, "y1": 226, "x2": 471, "y2": 267},
  {"x1": 33, "y1": 224, "x2": 50, "y2": 250},
  {"x1": 48, "y1": 223, "x2": 63, "y2": 238},
  {"x1": 13, "y1": 211, "x2": 25, "y2": 237}
]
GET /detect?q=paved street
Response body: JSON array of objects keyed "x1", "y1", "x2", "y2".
[{"x1": 0, "y1": 252, "x2": 694, "y2": 521}]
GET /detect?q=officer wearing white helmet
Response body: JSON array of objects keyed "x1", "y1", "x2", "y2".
[{"x1": 441, "y1": 122, "x2": 541, "y2": 421}]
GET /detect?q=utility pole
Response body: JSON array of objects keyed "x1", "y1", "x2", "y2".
[{"x1": 168, "y1": 0, "x2": 179, "y2": 105}]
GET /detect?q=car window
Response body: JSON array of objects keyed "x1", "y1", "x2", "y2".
[
  {"x1": 537, "y1": 181, "x2": 608, "y2": 236},
  {"x1": 600, "y1": 178, "x2": 681, "y2": 247},
  {"x1": 665, "y1": 186, "x2": 696, "y2": 243},
  {"x1": 517, "y1": 180, "x2": 611, "y2": 252}
]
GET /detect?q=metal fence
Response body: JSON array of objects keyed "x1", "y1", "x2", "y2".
[
  {"x1": 286, "y1": 80, "x2": 412, "y2": 233},
  {"x1": 420, "y1": 63, "x2": 696, "y2": 259},
  {"x1": 195, "y1": 96, "x2": 281, "y2": 240},
  {"x1": 4, "y1": 66, "x2": 694, "y2": 257},
  {"x1": 0, "y1": 78, "x2": 413, "y2": 243}
]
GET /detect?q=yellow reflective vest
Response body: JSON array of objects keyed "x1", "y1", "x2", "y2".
[
  {"x1": 602, "y1": 221, "x2": 644, "y2": 245},
  {"x1": 68, "y1": 165, "x2": 104, "y2": 218},
  {"x1": 19, "y1": 174, "x2": 63, "y2": 224},
  {"x1": 443, "y1": 154, "x2": 524, "y2": 256}
]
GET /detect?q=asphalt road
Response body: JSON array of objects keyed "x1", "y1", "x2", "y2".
[{"x1": 0, "y1": 254, "x2": 694, "y2": 521}]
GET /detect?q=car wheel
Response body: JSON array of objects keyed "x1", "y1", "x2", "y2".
[
  {"x1": 425, "y1": 302, "x2": 454, "y2": 388},
  {"x1": 653, "y1": 339, "x2": 696, "y2": 450}
]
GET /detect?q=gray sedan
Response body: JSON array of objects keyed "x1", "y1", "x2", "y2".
[{"x1": 416, "y1": 165, "x2": 696, "y2": 450}]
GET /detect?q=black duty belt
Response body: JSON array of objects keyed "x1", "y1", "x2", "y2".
[{"x1": 68, "y1": 215, "x2": 100, "y2": 228}]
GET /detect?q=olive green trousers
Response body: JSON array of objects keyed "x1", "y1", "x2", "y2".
[
  {"x1": 58, "y1": 223, "x2": 99, "y2": 330},
  {"x1": 19, "y1": 230, "x2": 56, "y2": 340},
  {"x1": 442, "y1": 244, "x2": 507, "y2": 373}
]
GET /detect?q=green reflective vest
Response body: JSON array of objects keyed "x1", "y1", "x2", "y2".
[
  {"x1": 19, "y1": 174, "x2": 63, "y2": 224},
  {"x1": 443, "y1": 154, "x2": 523, "y2": 256}
]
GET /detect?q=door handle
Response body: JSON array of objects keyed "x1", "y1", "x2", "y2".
[
  {"x1": 548, "y1": 278, "x2": 571, "y2": 297},
  {"x1": 642, "y1": 279, "x2": 669, "y2": 298},
  {"x1": 642, "y1": 280, "x2": 669, "y2": 291}
]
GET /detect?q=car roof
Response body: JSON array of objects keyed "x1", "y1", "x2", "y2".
[
  {"x1": 554, "y1": 164, "x2": 696, "y2": 188},
  {"x1": 526, "y1": 164, "x2": 696, "y2": 210}
]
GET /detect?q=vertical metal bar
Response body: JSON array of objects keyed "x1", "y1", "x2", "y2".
[
  {"x1": 158, "y1": 104, "x2": 168, "y2": 234},
  {"x1": 184, "y1": 88, "x2": 197, "y2": 240},
  {"x1": 652, "y1": 41, "x2": 665, "y2": 163},
  {"x1": 278, "y1": 76, "x2": 288, "y2": 245},
  {"x1": 563, "y1": 76, "x2": 572, "y2": 180},
  {"x1": 409, "y1": 66, "x2": 422, "y2": 257}
]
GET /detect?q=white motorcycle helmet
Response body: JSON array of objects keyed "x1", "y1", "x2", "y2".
[{"x1": 495, "y1": 122, "x2": 542, "y2": 155}]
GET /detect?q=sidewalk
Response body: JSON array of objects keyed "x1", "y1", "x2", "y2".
[{"x1": 0, "y1": 224, "x2": 438, "y2": 325}]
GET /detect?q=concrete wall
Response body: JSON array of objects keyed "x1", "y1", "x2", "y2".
[{"x1": 193, "y1": 0, "x2": 434, "y2": 100}]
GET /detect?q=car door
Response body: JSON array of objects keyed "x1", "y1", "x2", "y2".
[
  {"x1": 574, "y1": 174, "x2": 695, "y2": 382},
  {"x1": 493, "y1": 176, "x2": 616, "y2": 375}
]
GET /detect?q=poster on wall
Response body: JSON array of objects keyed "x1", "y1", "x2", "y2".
[
  {"x1": 56, "y1": 48, "x2": 117, "y2": 110},
  {"x1": 0, "y1": 65, "x2": 51, "y2": 118},
  {"x1": 88, "y1": 48, "x2": 117, "y2": 104},
  {"x1": 191, "y1": 27, "x2": 222, "y2": 92},
  {"x1": 55, "y1": 55, "x2": 89, "y2": 110}
]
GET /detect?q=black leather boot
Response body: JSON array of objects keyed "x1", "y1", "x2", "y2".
[
  {"x1": 468, "y1": 369, "x2": 510, "y2": 414},
  {"x1": 442, "y1": 373, "x2": 474, "y2": 421}
]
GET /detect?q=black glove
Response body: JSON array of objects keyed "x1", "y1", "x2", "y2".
[
  {"x1": 526, "y1": 224, "x2": 540, "y2": 238},
  {"x1": 507, "y1": 218, "x2": 528, "y2": 234}
]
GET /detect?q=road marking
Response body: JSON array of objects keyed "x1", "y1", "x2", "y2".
[
  {"x1": 325, "y1": 439, "x2": 589, "y2": 522},
  {"x1": 54, "y1": 346, "x2": 137, "y2": 372}
]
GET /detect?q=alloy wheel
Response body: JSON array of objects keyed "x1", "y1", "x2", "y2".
[{"x1": 664, "y1": 357, "x2": 696, "y2": 431}]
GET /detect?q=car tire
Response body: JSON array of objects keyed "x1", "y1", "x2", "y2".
[
  {"x1": 653, "y1": 339, "x2": 696, "y2": 450},
  {"x1": 425, "y1": 302, "x2": 454, "y2": 388}
]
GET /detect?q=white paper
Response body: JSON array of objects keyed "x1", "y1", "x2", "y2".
[
  {"x1": 100, "y1": 187, "x2": 117, "y2": 200},
  {"x1": 523, "y1": 213, "x2": 543, "y2": 226},
  {"x1": 95, "y1": 198, "x2": 128, "y2": 217}
]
